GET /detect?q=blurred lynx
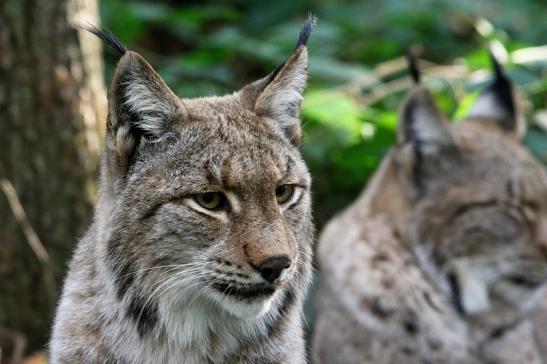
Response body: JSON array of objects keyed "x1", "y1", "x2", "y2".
[
  {"x1": 50, "y1": 17, "x2": 316, "y2": 364},
  {"x1": 313, "y1": 54, "x2": 547, "y2": 364}
]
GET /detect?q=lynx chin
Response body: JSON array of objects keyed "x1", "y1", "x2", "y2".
[{"x1": 50, "y1": 16, "x2": 317, "y2": 364}]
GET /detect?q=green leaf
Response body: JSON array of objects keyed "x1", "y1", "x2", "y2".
[
  {"x1": 302, "y1": 90, "x2": 363, "y2": 145},
  {"x1": 453, "y1": 91, "x2": 480, "y2": 121}
]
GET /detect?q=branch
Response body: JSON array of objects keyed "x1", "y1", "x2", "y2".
[{"x1": 0, "y1": 179, "x2": 50, "y2": 264}]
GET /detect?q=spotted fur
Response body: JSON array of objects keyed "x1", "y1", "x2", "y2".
[
  {"x1": 50, "y1": 16, "x2": 317, "y2": 364},
  {"x1": 313, "y1": 54, "x2": 547, "y2": 364}
]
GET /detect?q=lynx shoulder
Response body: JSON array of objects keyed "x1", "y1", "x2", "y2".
[
  {"x1": 313, "y1": 53, "x2": 547, "y2": 364},
  {"x1": 50, "y1": 16, "x2": 316, "y2": 364}
]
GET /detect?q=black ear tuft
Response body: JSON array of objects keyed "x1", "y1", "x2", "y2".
[
  {"x1": 296, "y1": 14, "x2": 318, "y2": 48},
  {"x1": 80, "y1": 24, "x2": 127, "y2": 57},
  {"x1": 104, "y1": 51, "x2": 183, "y2": 175},
  {"x1": 466, "y1": 51, "x2": 520, "y2": 135},
  {"x1": 240, "y1": 14, "x2": 315, "y2": 146},
  {"x1": 406, "y1": 49, "x2": 421, "y2": 84},
  {"x1": 486, "y1": 52, "x2": 516, "y2": 122}
]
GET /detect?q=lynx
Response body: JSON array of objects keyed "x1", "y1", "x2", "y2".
[
  {"x1": 50, "y1": 16, "x2": 316, "y2": 364},
  {"x1": 313, "y1": 54, "x2": 547, "y2": 364}
]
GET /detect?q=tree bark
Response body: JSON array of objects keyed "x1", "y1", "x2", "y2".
[{"x1": 0, "y1": 0, "x2": 105, "y2": 352}]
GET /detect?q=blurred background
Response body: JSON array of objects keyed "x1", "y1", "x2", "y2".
[{"x1": 1, "y1": 0, "x2": 547, "y2": 362}]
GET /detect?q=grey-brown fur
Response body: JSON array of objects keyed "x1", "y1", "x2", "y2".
[
  {"x1": 50, "y1": 16, "x2": 316, "y2": 364},
  {"x1": 313, "y1": 55, "x2": 547, "y2": 363}
]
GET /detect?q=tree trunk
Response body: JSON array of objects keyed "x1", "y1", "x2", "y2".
[{"x1": 0, "y1": 0, "x2": 105, "y2": 352}]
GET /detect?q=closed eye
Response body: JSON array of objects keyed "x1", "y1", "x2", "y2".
[{"x1": 506, "y1": 275, "x2": 543, "y2": 288}]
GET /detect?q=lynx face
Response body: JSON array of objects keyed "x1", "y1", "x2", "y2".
[
  {"x1": 109, "y1": 100, "x2": 312, "y2": 321},
  {"x1": 313, "y1": 55, "x2": 547, "y2": 364},
  {"x1": 90, "y1": 20, "x2": 315, "y2": 336},
  {"x1": 394, "y1": 60, "x2": 547, "y2": 319}
]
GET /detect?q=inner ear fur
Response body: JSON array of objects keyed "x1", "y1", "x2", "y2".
[
  {"x1": 239, "y1": 15, "x2": 316, "y2": 146},
  {"x1": 398, "y1": 86, "x2": 455, "y2": 155},
  {"x1": 106, "y1": 51, "x2": 185, "y2": 173},
  {"x1": 396, "y1": 86, "x2": 460, "y2": 191},
  {"x1": 252, "y1": 46, "x2": 308, "y2": 144}
]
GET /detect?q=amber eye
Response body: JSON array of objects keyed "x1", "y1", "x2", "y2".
[
  {"x1": 275, "y1": 184, "x2": 295, "y2": 204},
  {"x1": 194, "y1": 192, "x2": 226, "y2": 211}
]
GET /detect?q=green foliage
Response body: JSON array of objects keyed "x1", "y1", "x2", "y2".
[{"x1": 100, "y1": 0, "x2": 547, "y2": 226}]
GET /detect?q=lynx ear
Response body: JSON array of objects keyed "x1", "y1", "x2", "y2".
[
  {"x1": 398, "y1": 86, "x2": 455, "y2": 156},
  {"x1": 244, "y1": 15, "x2": 317, "y2": 145},
  {"x1": 397, "y1": 53, "x2": 459, "y2": 189},
  {"x1": 108, "y1": 52, "x2": 183, "y2": 142},
  {"x1": 466, "y1": 53, "x2": 524, "y2": 138},
  {"x1": 399, "y1": 51, "x2": 454, "y2": 155},
  {"x1": 84, "y1": 26, "x2": 184, "y2": 173}
]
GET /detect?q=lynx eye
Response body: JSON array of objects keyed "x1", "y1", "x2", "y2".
[
  {"x1": 506, "y1": 275, "x2": 542, "y2": 288},
  {"x1": 276, "y1": 184, "x2": 295, "y2": 204},
  {"x1": 194, "y1": 192, "x2": 226, "y2": 211}
]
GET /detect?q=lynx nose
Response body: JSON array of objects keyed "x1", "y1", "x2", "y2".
[{"x1": 258, "y1": 256, "x2": 291, "y2": 283}]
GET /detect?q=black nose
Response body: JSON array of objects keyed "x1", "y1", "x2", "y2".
[{"x1": 258, "y1": 256, "x2": 291, "y2": 283}]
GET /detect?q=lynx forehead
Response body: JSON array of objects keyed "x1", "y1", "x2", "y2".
[
  {"x1": 313, "y1": 53, "x2": 547, "y2": 364},
  {"x1": 50, "y1": 16, "x2": 316, "y2": 364}
]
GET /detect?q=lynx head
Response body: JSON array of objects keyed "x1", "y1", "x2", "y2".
[
  {"x1": 391, "y1": 53, "x2": 547, "y2": 319},
  {"x1": 84, "y1": 17, "x2": 316, "y2": 338}
]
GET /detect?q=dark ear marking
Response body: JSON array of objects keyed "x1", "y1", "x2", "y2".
[
  {"x1": 106, "y1": 53, "x2": 182, "y2": 166},
  {"x1": 261, "y1": 14, "x2": 318, "y2": 88},
  {"x1": 466, "y1": 51, "x2": 521, "y2": 136},
  {"x1": 296, "y1": 14, "x2": 318, "y2": 49},
  {"x1": 486, "y1": 51, "x2": 516, "y2": 124},
  {"x1": 397, "y1": 86, "x2": 458, "y2": 190},
  {"x1": 406, "y1": 49, "x2": 421, "y2": 84},
  {"x1": 80, "y1": 24, "x2": 127, "y2": 56},
  {"x1": 83, "y1": 25, "x2": 184, "y2": 176},
  {"x1": 244, "y1": 14, "x2": 317, "y2": 146}
]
